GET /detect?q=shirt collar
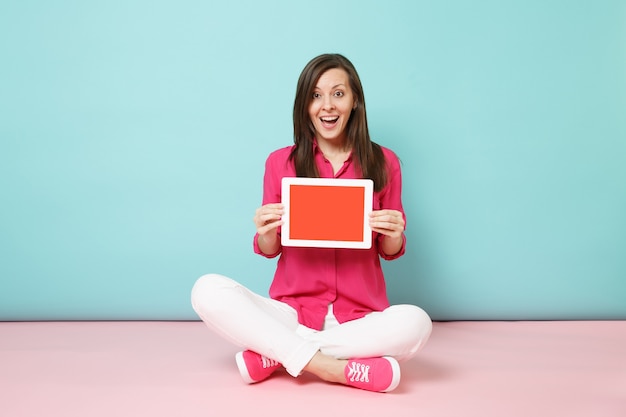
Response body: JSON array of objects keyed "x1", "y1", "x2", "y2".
[{"x1": 312, "y1": 138, "x2": 354, "y2": 161}]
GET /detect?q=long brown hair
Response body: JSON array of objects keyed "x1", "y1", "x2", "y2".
[{"x1": 289, "y1": 54, "x2": 387, "y2": 192}]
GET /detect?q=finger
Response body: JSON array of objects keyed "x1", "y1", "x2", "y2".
[
  {"x1": 255, "y1": 206, "x2": 284, "y2": 222},
  {"x1": 255, "y1": 214, "x2": 282, "y2": 228},
  {"x1": 369, "y1": 210, "x2": 402, "y2": 221},
  {"x1": 369, "y1": 218, "x2": 405, "y2": 236},
  {"x1": 259, "y1": 206, "x2": 284, "y2": 217},
  {"x1": 370, "y1": 226, "x2": 403, "y2": 239},
  {"x1": 370, "y1": 215, "x2": 404, "y2": 227},
  {"x1": 370, "y1": 223, "x2": 402, "y2": 234},
  {"x1": 258, "y1": 219, "x2": 283, "y2": 235},
  {"x1": 263, "y1": 203, "x2": 284, "y2": 210}
]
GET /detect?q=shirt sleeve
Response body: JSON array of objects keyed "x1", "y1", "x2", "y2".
[
  {"x1": 253, "y1": 151, "x2": 284, "y2": 258},
  {"x1": 376, "y1": 148, "x2": 407, "y2": 261}
]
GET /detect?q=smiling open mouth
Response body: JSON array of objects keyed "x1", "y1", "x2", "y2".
[{"x1": 320, "y1": 116, "x2": 339, "y2": 125}]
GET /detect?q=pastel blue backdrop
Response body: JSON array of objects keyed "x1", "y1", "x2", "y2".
[{"x1": 1, "y1": 1, "x2": 625, "y2": 321}]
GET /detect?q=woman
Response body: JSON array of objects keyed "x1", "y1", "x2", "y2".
[{"x1": 191, "y1": 53, "x2": 432, "y2": 393}]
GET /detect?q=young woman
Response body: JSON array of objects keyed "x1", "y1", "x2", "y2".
[{"x1": 191, "y1": 53, "x2": 432, "y2": 393}]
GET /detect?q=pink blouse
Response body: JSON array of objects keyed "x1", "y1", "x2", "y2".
[{"x1": 253, "y1": 142, "x2": 406, "y2": 330}]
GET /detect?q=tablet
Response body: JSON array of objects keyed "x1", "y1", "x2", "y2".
[{"x1": 281, "y1": 177, "x2": 373, "y2": 249}]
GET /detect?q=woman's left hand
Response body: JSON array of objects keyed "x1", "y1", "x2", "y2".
[{"x1": 368, "y1": 209, "x2": 405, "y2": 238}]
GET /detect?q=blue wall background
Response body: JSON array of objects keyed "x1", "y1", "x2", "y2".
[{"x1": 1, "y1": 1, "x2": 625, "y2": 321}]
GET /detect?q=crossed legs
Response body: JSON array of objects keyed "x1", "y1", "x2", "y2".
[{"x1": 191, "y1": 273, "x2": 432, "y2": 389}]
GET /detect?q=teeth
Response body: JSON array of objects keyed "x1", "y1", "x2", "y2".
[{"x1": 321, "y1": 117, "x2": 338, "y2": 122}]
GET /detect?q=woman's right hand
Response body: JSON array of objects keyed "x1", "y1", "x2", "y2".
[
  {"x1": 254, "y1": 203, "x2": 284, "y2": 255},
  {"x1": 253, "y1": 203, "x2": 284, "y2": 237}
]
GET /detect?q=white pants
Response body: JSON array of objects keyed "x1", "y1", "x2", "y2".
[{"x1": 191, "y1": 273, "x2": 432, "y2": 377}]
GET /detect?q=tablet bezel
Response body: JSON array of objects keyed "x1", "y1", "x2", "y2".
[{"x1": 280, "y1": 177, "x2": 373, "y2": 249}]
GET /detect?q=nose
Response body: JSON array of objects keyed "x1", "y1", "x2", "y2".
[{"x1": 322, "y1": 95, "x2": 335, "y2": 110}]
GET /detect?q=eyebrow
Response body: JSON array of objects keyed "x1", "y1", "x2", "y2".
[{"x1": 314, "y1": 83, "x2": 346, "y2": 90}]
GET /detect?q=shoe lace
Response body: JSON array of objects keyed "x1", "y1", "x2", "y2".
[
  {"x1": 261, "y1": 355, "x2": 279, "y2": 369},
  {"x1": 347, "y1": 361, "x2": 370, "y2": 383}
]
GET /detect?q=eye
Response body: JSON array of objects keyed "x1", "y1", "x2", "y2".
[
  {"x1": 334, "y1": 91, "x2": 344, "y2": 97},
  {"x1": 312, "y1": 92, "x2": 321, "y2": 99}
]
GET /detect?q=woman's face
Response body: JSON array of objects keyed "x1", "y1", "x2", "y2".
[{"x1": 308, "y1": 68, "x2": 356, "y2": 145}]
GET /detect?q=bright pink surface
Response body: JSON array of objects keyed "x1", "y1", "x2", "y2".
[{"x1": 1, "y1": 321, "x2": 625, "y2": 417}]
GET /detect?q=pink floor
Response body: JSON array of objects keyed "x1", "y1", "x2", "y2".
[{"x1": 1, "y1": 321, "x2": 625, "y2": 417}]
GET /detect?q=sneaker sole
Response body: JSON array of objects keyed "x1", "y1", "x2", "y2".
[
  {"x1": 381, "y1": 356, "x2": 401, "y2": 392},
  {"x1": 235, "y1": 351, "x2": 255, "y2": 384}
]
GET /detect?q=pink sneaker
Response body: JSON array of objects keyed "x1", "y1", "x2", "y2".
[
  {"x1": 235, "y1": 350, "x2": 281, "y2": 384},
  {"x1": 344, "y1": 356, "x2": 401, "y2": 392}
]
